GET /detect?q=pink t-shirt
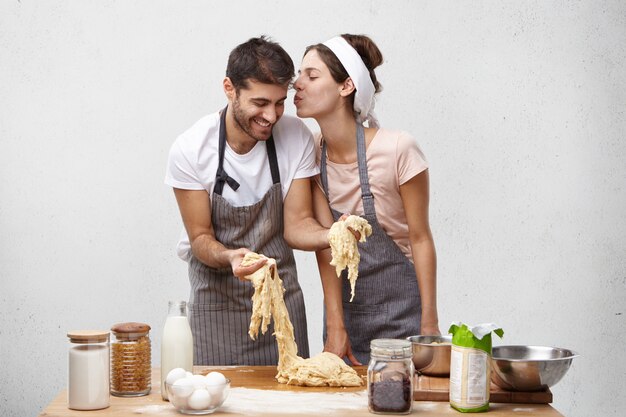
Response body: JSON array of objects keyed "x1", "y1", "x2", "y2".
[{"x1": 315, "y1": 129, "x2": 428, "y2": 260}]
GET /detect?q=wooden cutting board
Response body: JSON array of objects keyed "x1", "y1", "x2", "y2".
[
  {"x1": 413, "y1": 374, "x2": 553, "y2": 403},
  {"x1": 196, "y1": 365, "x2": 368, "y2": 393},
  {"x1": 198, "y1": 366, "x2": 552, "y2": 404}
]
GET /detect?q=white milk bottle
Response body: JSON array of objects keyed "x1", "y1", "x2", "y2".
[{"x1": 160, "y1": 300, "x2": 193, "y2": 400}]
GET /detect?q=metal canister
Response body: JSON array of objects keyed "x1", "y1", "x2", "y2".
[{"x1": 110, "y1": 322, "x2": 152, "y2": 397}]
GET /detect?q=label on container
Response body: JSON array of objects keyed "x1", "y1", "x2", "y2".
[{"x1": 449, "y1": 345, "x2": 490, "y2": 410}]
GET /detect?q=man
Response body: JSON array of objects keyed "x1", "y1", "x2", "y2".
[{"x1": 165, "y1": 36, "x2": 329, "y2": 365}]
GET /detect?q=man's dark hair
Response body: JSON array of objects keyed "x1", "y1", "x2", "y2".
[{"x1": 226, "y1": 36, "x2": 295, "y2": 91}]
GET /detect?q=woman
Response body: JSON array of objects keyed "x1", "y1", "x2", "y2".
[{"x1": 293, "y1": 34, "x2": 440, "y2": 365}]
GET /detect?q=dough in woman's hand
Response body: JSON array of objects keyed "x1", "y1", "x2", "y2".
[{"x1": 328, "y1": 215, "x2": 372, "y2": 301}]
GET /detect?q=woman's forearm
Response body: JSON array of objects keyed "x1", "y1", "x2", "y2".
[
  {"x1": 411, "y1": 237, "x2": 439, "y2": 331},
  {"x1": 316, "y1": 248, "x2": 346, "y2": 331}
]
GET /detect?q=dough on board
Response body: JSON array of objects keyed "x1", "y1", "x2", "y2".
[
  {"x1": 242, "y1": 253, "x2": 363, "y2": 387},
  {"x1": 328, "y1": 215, "x2": 372, "y2": 301}
]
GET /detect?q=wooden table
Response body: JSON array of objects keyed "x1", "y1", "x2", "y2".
[{"x1": 39, "y1": 366, "x2": 564, "y2": 416}]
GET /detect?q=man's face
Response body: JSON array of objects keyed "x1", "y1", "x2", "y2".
[{"x1": 230, "y1": 79, "x2": 288, "y2": 142}]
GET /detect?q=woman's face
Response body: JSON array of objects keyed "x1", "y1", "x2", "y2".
[{"x1": 293, "y1": 50, "x2": 344, "y2": 119}]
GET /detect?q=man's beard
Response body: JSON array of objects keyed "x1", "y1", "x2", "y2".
[{"x1": 232, "y1": 97, "x2": 272, "y2": 142}]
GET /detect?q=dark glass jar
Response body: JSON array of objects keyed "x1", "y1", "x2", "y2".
[{"x1": 367, "y1": 339, "x2": 414, "y2": 414}]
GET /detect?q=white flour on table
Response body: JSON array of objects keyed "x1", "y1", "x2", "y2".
[
  {"x1": 132, "y1": 404, "x2": 172, "y2": 414},
  {"x1": 222, "y1": 387, "x2": 367, "y2": 414}
]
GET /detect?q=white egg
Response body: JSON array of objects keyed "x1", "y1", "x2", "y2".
[
  {"x1": 171, "y1": 378, "x2": 195, "y2": 398},
  {"x1": 204, "y1": 372, "x2": 226, "y2": 397},
  {"x1": 187, "y1": 389, "x2": 211, "y2": 410},
  {"x1": 205, "y1": 384, "x2": 221, "y2": 398},
  {"x1": 205, "y1": 371, "x2": 227, "y2": 385},
  {"x1": 191, "y1": 374, "x2": 208, "y2": 389},
  {"x1": 166, "y1": 367, "x2": 188, "y2": 386},
  {"x1": 209, "y1": 389, "x2": 225, "y2": 407}
]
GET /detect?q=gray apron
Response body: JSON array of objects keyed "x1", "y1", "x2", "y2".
[
  {"x1": 320, "y1": 123, "x2": 422, "y2": 364},
  {"x1": 188, "y1": 107, "x2": 309, "y2": 365}
]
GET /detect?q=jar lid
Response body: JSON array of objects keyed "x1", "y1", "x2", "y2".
[
  {"x1": 110, "y1": 322, "x2": 151, "y2": 340},
  {"x1": 67, "y1": 330, "x2": 110, "y2": 343},
  {"x1": 370, "y1": 338, "x2": 412, "y2": 359}
]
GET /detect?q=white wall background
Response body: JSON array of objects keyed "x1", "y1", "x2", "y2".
[{"x1": 1, "y1": 1, "x2": 624, "y2": 416}]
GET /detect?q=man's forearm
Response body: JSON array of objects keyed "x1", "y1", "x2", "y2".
[
  {"x1": 190, "y1": 234, "x2": 236, "y2": 269},
  {"x1": 284, "y1": 217, "x2": 330, "y2": 251}
]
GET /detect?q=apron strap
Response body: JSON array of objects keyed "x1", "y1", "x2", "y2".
[
  {"x1": 319, "y1": 123, "x2": 376, "y2": 216},
  {"x1": 320, "y1": 141, "x2": 330, "y2": 201},
  {"x1": 214, "y1": 105, "x2": 280, "y2": 195},
  {"x1": 214, "y1": 106, "x2": 241, "y2": 195},
  {"x1": 355, "y1": 123, "x2": 376, "y2": 216},
  {"x1": 266, "y1": 134, "x2": 281, "y2": 185}
]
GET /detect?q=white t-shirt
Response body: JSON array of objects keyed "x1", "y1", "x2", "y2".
[{"x1": 165, "y1": 111, "x2": 319, "y2": 260}]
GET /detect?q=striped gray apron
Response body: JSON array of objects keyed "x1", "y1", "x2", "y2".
[
  {"x1": 188, "y1": 107, "x2": 309, "y2": 365},
  {"x1": 320, "y1": 123, "x2": 422, "y2": 364}
]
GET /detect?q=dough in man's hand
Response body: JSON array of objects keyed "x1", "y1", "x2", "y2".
[{"x1": 241, "y1": 252, "x2": 363, "y2": 387}]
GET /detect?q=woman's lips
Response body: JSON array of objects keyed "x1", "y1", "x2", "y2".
[{"x1": 293, "y1": 95, "x2": 302, "y2": 106}]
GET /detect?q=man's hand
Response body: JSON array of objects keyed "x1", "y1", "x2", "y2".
[{"x1": 228, "y1": 249, "x2": 267, "y2": 280}]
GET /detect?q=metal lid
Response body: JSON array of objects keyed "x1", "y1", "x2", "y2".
[
  {"x1": 370, "y1": 338, "x2": 412, "y2": 359},
  {"x1": 110, "y1": 322, "x2": 151, "y2": 340},
  {"x1": 67, "y1": 330, "x2": 110, "y2": 344}
]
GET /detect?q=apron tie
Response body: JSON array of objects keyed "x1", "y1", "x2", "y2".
[{"x1": 215, "y1": 169, "x2": 240, "y2": 193}]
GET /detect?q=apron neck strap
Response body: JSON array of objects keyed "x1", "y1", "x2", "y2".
[
  {"x1": 266, "y1": 134, "x2": 281, "y2": 185},
  {"x1": 355, "y1": 123, "x2": 376, "y2": 215},
  {"x1": 320, "y1": 122, "x2": 376, "y2": 216},
  {"x1": 320, "y1": 142, "x2": 330, "y2": 199}
]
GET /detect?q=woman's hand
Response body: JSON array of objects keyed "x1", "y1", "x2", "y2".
[
  {"x1": 324, "y1": 327, "x2": 362, "y2": 366},
  {"x1": 420, "y1": 320, "x2": 441, "y2": 336},
  {"x1": 338, "y1": 213, "x2": 361, "y2": 241}
]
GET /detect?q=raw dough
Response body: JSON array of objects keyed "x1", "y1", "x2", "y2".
[
  {"x1": 328, "y1": 215, "x2": 372, "y2": 301},
  {"x1": 279, "y1": 351, "x2": 363, "y2": 387},
  {"x1": 242, "y1": 253, "x2": 363, "y2": 387}
]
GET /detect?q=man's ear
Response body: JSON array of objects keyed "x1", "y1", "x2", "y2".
[
  {"x1": 339, "y1": 77, "x2": 356, "y2": 97},
  {"x1": 223, "y1": 77, "x2": 236, "y2": 100}
]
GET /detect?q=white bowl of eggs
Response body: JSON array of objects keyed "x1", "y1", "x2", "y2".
[{"x1": 165, "y1": 368, "x2": 230, "y2": 415}]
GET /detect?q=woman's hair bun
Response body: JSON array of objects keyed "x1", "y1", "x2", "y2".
[{"x1": 341, "y1": 34, "x2": 383, "y2": 93}]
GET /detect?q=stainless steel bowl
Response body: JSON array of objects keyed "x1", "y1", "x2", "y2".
[
  {"x1": 491, "y1": 345, "x2": 578, "y2": 392},
  {"x1": 407, "y1": 335, "x2": 452, "y2": 376}
]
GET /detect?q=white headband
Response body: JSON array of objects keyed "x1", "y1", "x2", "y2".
[{"x1": 323, "y1": 36, "x2": 379, "y2": 128}]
